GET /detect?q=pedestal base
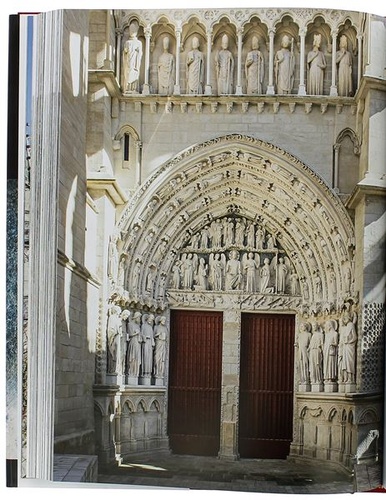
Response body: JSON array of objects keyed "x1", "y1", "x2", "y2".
[
  {"x1": 235, "y1": 85, "x2": 243, "y2": 96},
  {"x1": 154, "y1": 378, "x2": 164, "y2": 386},
  {"x1": 204, "y1": 85, "x2": 212, "y2": 95},
  {"x1": 142, "y1": 84, "x2": 150, "y2": 95},
  {"x1": 126, "y1": 376, "x2": 139, "y2": 386},
  {"x1": 298, "y1": 84, "x2": 306, "y2": 96},
  {"x1": 329, "y1": 85, "x2": 338, "y2": 97},
  {"x1": 266, "y1": 85, "x2": 275, "y2": 95},
  {"x1": 311, "y1": 383, "x2": 324, "y2": 392},
  {"x1": 173, "y1": 84, "x2": 181, "y2": 95},
  {"x1": 139, "y1": 376, "x2": 151, "y2": 386},
  {"x1": 324, "y1": 382, "x2": 338, "y2": 393},
  {"x1": 299, "y1": 383, "x2": 311, "y2": 392}
]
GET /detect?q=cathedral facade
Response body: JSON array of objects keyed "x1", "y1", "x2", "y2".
[{"x1": 23, "y1": 7, "x2": 385, "y2": 480}]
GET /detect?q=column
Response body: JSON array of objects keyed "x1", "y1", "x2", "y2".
[
  {"x1": 173, "y1": 28, "x2": 181, "y2": 95},
  {"x1": 266, "y1": 28, "x2": 275, "y2": 95},
  {"x1": 116, "y1": 29, "x2": 122, "y2": 87},
  {"x1": 298, "y1": 28, "x2": 306, "y2": 96},
  {"x1": 235, "y1": 28, "x2": 243, "y2": 95},
  {"x1": 357, "y1": 33, "x2": 363, "y2": 89},
  {"x1": 103, "y1": 9, "x2": 113, "y2": 70},
  {"x1": 205, "y1": 29, "x2": 213, "y2": 95},
  {"x1": 134, "y1": 140, "x2": 142, "y2": 187},
  {"x1": 142, "y1": 26, "x2": 151, "y2": 95},
  {"x1": 333, "y1": 143, "x2": 340, "y2": 190},
  {"x1": 218, "y1": 310, "x2": 241, "y2": 460},
  {"x1": 330, "y1": 30, "x2": 338, "y2": 96}
]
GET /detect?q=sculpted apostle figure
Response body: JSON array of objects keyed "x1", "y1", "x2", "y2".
[
  {"x1": 158, "y1": 36, "x2": 174, "y2": 95},
  {"x1": 107, "y1": 305, "x2": 122, "y2": 373},
  {"x1": 336, "y1": 35, "x2": 353, "y2": 97},
  {"x1": 216, "y1": 34, "x2": 234, "y2": 95},
  {"x1": 339, "y1": 311, "x2": 357, "y2": 384},
  {"x1": 307, "y1": 33, "x2": 326, "y2": 95},
  {"x1": 153, "y1": 316, "x2": 167, "y2": 379},
  {"x1": 309, "y1": 321, "x2": 324, "y2": 384},
  {"x1": 141, "y1": 314, "x2": 155, "y2": 378},
  {"x1": 323, "y1": 319, "x2": 339, "y2": 383},
  {"x1": 245, "y1": 36, "x2": 264, "y2": 94},
  {"x1": 275, "y1": 35, "x2": 295, "y2": 94},
  {"x1": 186, "y1": 36, "x2": 204, "y2": 94},
  {"x1": 123, "y1": 21, "x2": 143, "y2": 93},
  {"x1": 296, "y1": 322, "x2": 312, "y2": 384},
  {"x1": 127, "y1": 311, "x2": 142, "y2": 378}
]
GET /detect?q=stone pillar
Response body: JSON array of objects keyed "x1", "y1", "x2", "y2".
[
  {"x1": 266, "y1": 28, "x2": 275, "y2": 95},
  {"x1": 103, "y1": 10, "x2": 113, "y2": 70},
  {"x1": 219, "y1": 310, "x2": 241, "y2": 460},
  {"x1": 298, "y1": 28, "x2": 306, "y2": 96},
  {"x1": 333, "y1": 143, "x2": 340, "y2": 189},
  {"x1": 205, "y1": 29, "x2": 213, "y2": 95},
  {"x1": 174, "y1": 28, "x2": 182, "y2": 95},
  {"x1": 116, "y1": 29, "x2": 122, "y2": 85},
  {"x1": 134, "y1": 140, "x2": 142, "y2": 187},
  {"x1": 357, "y1": 33, "x2": 363, "y2": 89},
  {"x1": 142, "y1": 26, "x2": 151, "y2": 95},
  {"x1": 236, "y1": 28, "x2": 243, "y2": 95},
  {"x1": 114, "y1": 395, "x2": 122, "y2": 462},
  {"x1": 330, "y1": 30, "x2": 338, "y2": 96}
]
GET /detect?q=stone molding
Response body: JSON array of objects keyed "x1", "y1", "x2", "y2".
[
  {"x1": 87, "y1": 176, "x2": 129, "y2": 206},
  {"x1": 114, "y1": 134, "x2": 356, "y2": 313}
]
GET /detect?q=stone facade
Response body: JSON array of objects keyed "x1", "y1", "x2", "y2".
[{"x1": 22, "y1": 6, "x2": 386, "y2": 480}]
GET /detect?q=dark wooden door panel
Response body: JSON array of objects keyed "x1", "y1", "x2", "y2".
[
  {"x1": 168, "y1": 310, "x2": 223, "y2": 456},
  {"x1": 239, "y1": 313, "x2": 295, "y2": 459}
]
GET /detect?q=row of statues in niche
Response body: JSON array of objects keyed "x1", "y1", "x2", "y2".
[
  {"x1": 171, "y1": 250, "x2": 300, "y2": 295},
  {"x1": 296, "y1": 311, "x2": 357, "y2": 391},
  {"x1": 123, "y1": 21, "x2": 353, "y2": 97},
  {"x1": 186, "y1": 218, "x2": 280, "y2": 251},
  {"x1": 107, "y1": 306, "x2": 167, "y2": 385}
]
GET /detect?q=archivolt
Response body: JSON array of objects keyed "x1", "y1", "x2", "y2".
[{"x1": 116, "y1": 134, "x2": 355, "y2": 311}]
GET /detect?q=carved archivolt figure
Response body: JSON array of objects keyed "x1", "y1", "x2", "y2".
[
  {"x1": 307, "y1": 33, "x2": 326, "y2": 95},
  {"x1": 186, "y1": 36, "x2": 204, "y2": 94},
  {"x1": 336, "y1": 35, "x2": 353, "y2": 97},
  {"x1": 216, "y1": 34, "x2": 234, "y2": 94},
  {"x1": 107, "y1": 305, "x2": 122, "y2": 373},
  {"x1": 171, "y1": 262, "x2": 181, "y2": 289},
  {"x1": 107, "y1": 234, "x2": 119, "y2": 286},
  {"x1": 132, "y1": 260, "x2": 141, "y2": 293},
  {"x1": 123, "y1": 21, "x2": 143, "y2": 93},
  {"x1": 323, "y1": 319, "x2": 339, "y2": 383},
  {"x1": 309, "y1": 321, "x2": 324, "y2": 384},
  {"x1": 245, "y1": 36, "x2": 264, "y2": 94},
  {"x1": 141, "y1": 313, "x2": 155, "y2": 378},
  {"x1": 339, "y1": 311, "x2": 357, "y2": 384},
  {"x1": 127, "y1": 311, "x2": 142, "y2": 377},
  {"x1": 275, "y1": 35, "x2": 295, "y2": 94},
  {"x1": 158, "y1": 36, "x2": 174, "y2": 95},
  {"x1": 226, "y1": 250, "x2": 242, "y2": 290},
  {"x1": 154, "y1": 316, "x2": 167, "y2": 378},
  {"x1": 297, "y1": 321, "x2": 312, "y2": 384}
]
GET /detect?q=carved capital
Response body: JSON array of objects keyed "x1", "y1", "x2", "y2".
[
  {"x1": 299, "y1": 28, "x2": 307, "y2": 38},
  {"x1": 268, "y1": 27, "x2": 276, "y2": 37},
  {"x1": 237, "y1": 27, "x2": 244, "y2": 38},
  {"x1": 144, "y1": 26, "x2": 152, "y2": 39}
]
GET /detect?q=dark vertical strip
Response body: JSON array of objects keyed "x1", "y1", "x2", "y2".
[
  {"x1": 6, "y1": 459, "x2": 18, "y2": 488},
  {"x1": 7, "y1": 15, "x2": 20, "y2": 180}
]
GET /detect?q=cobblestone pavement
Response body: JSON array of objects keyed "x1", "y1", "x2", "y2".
[{"x1": 97, "y1": 452, "x2": 354, "y2": 494}]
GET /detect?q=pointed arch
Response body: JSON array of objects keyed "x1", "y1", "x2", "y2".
[{"x1": 116, "y1": 134, "x2": 355, "y2": 311}]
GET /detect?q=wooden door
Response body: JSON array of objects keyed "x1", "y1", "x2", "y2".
[
  {"x1": 168, "y1": 310, "x2": 223, "y2": 456},
  {"x1": 239, "y1": 313, "x2": 295, "y2": 459}
]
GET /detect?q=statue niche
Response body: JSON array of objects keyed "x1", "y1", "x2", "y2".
[{"x1": 170, "y1": 215, "x2": 298, "y2": 295}]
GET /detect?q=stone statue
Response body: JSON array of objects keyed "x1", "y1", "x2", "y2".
[
  {"x1": 246, "y1": 222, "x2": 255, "y2": 248},
  {"x1": 266, "y1": 233, "x2": 276, "y2": 250},
  {"x1": 245, "y1": 36, "x2": 264, "y2": 94},
  {"x1": 123, "y1": 21, "x2": 143, "y2": 93},
  {"x1": 315, "y1": 271, "x2": 323, "y2": 299},
  {"x1": 338, "y1": 311, "x2": 357, "y2": 384},
  {"x1": 276, "y1": 257, "x2": 288, "y2": 293},
  {"x1": 244, "y1": 252, "x2": 260, "y2": 293},
  {"x1": 107, "y1": 234, "x2": 119, "y2": 286},
  {"x1": 127, "y1": 311, "x2": 142, "y2": 378},
  {"x1": 186, "y1": 36, "x2": 204, "y2": 94},
  {"x1": 290, "y1": 270, "x2": 300, "y2": 295},
  {"x1": 117, "y1": 254, "x2": 126, "y2": 288},
  {"x1": 297, "y1": 322, "x2": 312, "y2": 384},
  {"x1": 182, "y1": 253, "x2": 197, "y2": 289},
  {"x1": 145, "y1": 266, "x2": 156, "y2": 293},
  {"x1": 196, "y1": 257, "x2": 209, "y2": 290},
  {"x1": 309, "y1": 321, "x2": 324, "y2": 384},
  {"x1": 107, "y1": 305, "x2": 122, "y2": 373},
  {"x1": 307, "y1": 33, "x2": 326, "y2": 95},
  {"x1": 260, "y1": 258, "x2": 271, "y2": 292},
  {"x1": 234, "y1": 218, "x2": 245, "y2": 247},
  {"x1": 336, "y1": 35, "x2": 353, "y2": 97},
  {"x1": 275, "y1": 35, "x2": 295, "y2": 94},
  {"x1": 342, "y1": 260, "x2": 352, "y2": 294},
  {"x1": 323, "y1": 319, "x2": 339, "y2": 383},
  {"x1": 141, "y1": 313, "x2": 155, "y2": 379},
  {"x1": 158, "y1": 36, "x2": 174, "y2": 95},
  {"x1": 255, "y1": 226, "x2": 265, "y2": 250},
  {"x1": 225, "y1": 250, "x2": 242, "y2": 290},
  {"x1": 210, "y1": 253, "x2": 225, "y2": 290},
  {"x1": 215, "y1": 34, "x2": 234, "y2": 94},
  {"x1": 132, "y1": 260, "x2": 141, "y2": 293},
  {"x1": 211, "y1": 219, "x2": 223, "y2": 248},
  {"x1": 172, "y1": 262, "x2": 181, "y2": 289},
  {"x1": 154, "y1": 315, "x2": 167, "y2": 379},
  {"x1": 200, "y1": 226, "x2": 211, "y2": 249},
  {"x1": 120, "y1": 309, "x2": 130, "y2": 374}
]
